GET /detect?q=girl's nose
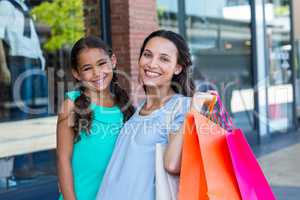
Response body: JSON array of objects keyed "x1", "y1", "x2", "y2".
[{"x1": 93, "y1": 66, "x2": 101, "y2": 76}]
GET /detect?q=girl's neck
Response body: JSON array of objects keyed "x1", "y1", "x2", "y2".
[{"x1": 85, "y1": 88, "x2": 115, "y2": 107}]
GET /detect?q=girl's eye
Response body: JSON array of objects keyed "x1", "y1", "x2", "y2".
[
  {"x1": 82, "y1": 67, "x2": 92, "y2": 71},
  {"x1": 97, "y1": 62, "x2": 107, "y2": 66}
]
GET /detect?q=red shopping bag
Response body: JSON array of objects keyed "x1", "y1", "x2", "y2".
[{"x1": 178, "y1": 110, "x2": 242, "y2": 200}]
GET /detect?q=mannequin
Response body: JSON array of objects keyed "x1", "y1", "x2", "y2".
[
  {"x1": 0, "y1": 40, "x2": 10, "y2": 85},
  {"x1": 0, "y1": 0, "x2": 48, "y2": 181},
  {"x1": 0, "y1": 0, "x2": 47, "y2": 119}
]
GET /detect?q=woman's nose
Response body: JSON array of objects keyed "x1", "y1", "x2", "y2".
[{"x1": 148, "y1": 58, "x2": 158, "y2": 69}]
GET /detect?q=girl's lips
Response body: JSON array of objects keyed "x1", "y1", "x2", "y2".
[
  {"x1": 92, "y1": 75, "x2": 108, "y2": 85},
  {"x1": 144, "y1": 70, "x2": 161, "y2": 78}
]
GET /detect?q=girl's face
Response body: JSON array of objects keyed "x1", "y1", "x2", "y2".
[
  {"x1": 72, "y1": 48, "x2": 116, "y2": 92},
  {"x1": 138, "y1": 37, "x2": 182, "y2": 90}
]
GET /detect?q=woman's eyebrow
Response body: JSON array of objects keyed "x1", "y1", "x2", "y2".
[
  {"x1": 160, "y1": 53, "x2": 171, "y2": 58},
  {"x1": 144, "y1": 49, "x2": 171, "y2": 58}
]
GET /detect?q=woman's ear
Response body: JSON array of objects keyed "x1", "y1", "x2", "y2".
[
  {"x1": 111, "y1": 54, "x2": 117, "y2": 69},
  {"x1": 72, "y1": 69, "x2": 81, "y2": 81},
  {"x1": 174, "y1": 64, "x2": 183, "y2": 75}
]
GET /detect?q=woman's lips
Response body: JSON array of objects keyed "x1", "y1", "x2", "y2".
[{"x1": 144, "y1": 70, "x2": 161, "y2": 78}]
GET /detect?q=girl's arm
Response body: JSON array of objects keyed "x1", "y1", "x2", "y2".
[
  {"x1": 164, "y1": 93, "x2": 214, "y2": 174},
  {"x1": 56, "y1": 99, "x2": 76, "y2": 200}
]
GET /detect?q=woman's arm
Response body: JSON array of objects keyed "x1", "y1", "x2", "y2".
[
  {"x1": 56, "y1": 99, "x2": 76, "y2": 200},
  {"x1": 164, "y1": 128, "x2": 184, "y2": 175},
  {"x1": 164, "y1": 93, "x2": 214, "y2": 174}
]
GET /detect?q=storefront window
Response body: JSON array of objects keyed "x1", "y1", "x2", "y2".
[
  {"x1": 0, "y1": 0, "x2": 84, "y2": 194},
  {"x1": 157, "y1": 0, "x2": 179, "y2": 32},
  {"x1": 0, "y1": 0, "x2": 84, "y2": 122},
  {"x1": 265, "y1": 0, "x2": 294, "y2": 132},
  {"x1": 184, "y1": 0, "x2": 255, "y2": 137},
  {"x1": 0, "y1": 0, "x2": 48, "y2": 122},
  {"x1": 296, "y1": 40, "x2": 300, "y2": 119}
]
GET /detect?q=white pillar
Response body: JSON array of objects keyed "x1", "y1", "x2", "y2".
[{"x1": 253, "y1": 0, "x2": 269, "y2": 138}]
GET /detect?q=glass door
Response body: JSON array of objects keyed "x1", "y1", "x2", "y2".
[
  {"x1": 265, "y1": 0, "x2": 294, "y2": 133},
  {"x1": 184, "y1": 0, "x2": 256, "y2": 141}
]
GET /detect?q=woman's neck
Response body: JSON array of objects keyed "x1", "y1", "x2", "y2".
[{"x1": 143, "y1": 86, "x2": 175, "y2": 110}]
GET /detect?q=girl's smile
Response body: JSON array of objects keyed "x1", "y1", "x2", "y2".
[{"x1": 90, "y1": 74, "x2": 108, "y2": 88}]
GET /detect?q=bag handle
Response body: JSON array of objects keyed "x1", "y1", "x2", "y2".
[
  {"x1": 209, "y1": 91, "x2": 234, "y2": 131},
  {"x1": 207, "y1": 95, "x2": 217, "y2": 122},
  {"x1": 191, "y1": 93, "x2": 217, "y2": 125}
]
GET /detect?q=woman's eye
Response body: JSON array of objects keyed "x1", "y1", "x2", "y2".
[
  {"x1": 160, "y1": 57, "x2": 169, "y2": 62},
  {"x1": 143, "y1": 52, "x2": 151, "y2": 57}
]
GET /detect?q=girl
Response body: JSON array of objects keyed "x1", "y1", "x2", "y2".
[
  {"x1": 56, "y1": 36, "x2": 134, "y2": 200},
  {"x1": 96, "y1": 30, "x2": 212, "y2": 199}
]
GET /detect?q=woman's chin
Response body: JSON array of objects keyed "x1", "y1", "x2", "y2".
[{"x1": 143, "y1": 81, "x2": 158, "y2": 87}]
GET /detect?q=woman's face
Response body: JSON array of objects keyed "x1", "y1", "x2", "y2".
[
  {"x1": 72, "y1": 48, "x2": 116, "y2": 92},
  {"x1": 138, "y1": 36, "x2": 182, "y2": 90}
]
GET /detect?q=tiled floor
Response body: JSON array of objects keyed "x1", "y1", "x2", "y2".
[
  {"x1": 254, "y1": 132, "x2": 300, "y2": 200},
  {"x1": 0, "y1": 176, "x2": 59, "y2": 200}
]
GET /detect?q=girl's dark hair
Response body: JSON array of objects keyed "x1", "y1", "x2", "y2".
[
  {"x1": 70, "y1": 36, "x2": 135, "y2": 141},
  {"x1": 139, "y1": 30, "x2": 195, "y2": 97}
]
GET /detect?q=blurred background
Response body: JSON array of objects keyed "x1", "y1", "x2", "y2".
[{"x1": 0, "y1": 0, "x2": 299, "y2": 199}]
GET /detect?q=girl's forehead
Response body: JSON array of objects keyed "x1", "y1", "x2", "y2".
[
  {"x1": 80, "y1": 48, "x2": 107, "y2": 56},
  {"x1": 77, "y1": 48, "x2": 109, "y2": 64}
]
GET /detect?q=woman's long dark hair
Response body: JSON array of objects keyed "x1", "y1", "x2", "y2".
[
  {"x1": 139, "y1": 30, "x2": 195, "y2": 97},
  {"x1": 70, "y1": 36, "x2": 135, "y2": 141}
]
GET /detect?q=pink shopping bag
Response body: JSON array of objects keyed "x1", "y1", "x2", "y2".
[
  {"x1": 209, "y1": 91, "x2": 276, "y2": 200},
  {"x1": 226, "y1": 129, "x2": 276, "y2": 200}
]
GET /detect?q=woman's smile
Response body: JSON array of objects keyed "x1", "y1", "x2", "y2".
[{"x1": 144, "y1": 69, "x2": 162, "y2": 78}]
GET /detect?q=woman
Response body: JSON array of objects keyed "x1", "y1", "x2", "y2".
[{"x1": 96, "y1": 30, "x2": 212, "y2": 200}]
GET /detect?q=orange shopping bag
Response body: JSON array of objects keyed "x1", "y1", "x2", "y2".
[{"x1": 178, "y1": 110, "x2": 241, "y2": 200}]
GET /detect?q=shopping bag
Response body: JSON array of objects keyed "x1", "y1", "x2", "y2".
[
  {"x1": 179, "y1": 110, "x2": 242, "y2": 200},
  {"x1": 212, "y1": 92, "x2": 276, "y2": 200},
  {"x1": 155, "y1": 143, "x2": 179, "y2": 200},
  {"x1": 226, "y1": 129, "x2": 276, "y2": 200}
]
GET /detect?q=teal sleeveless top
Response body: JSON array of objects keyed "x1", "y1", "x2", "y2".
[{"x1": 59, "y1": 91, "x2": 123, "y2": 200}]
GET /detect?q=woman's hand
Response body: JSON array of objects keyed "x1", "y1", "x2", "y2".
[
  {"x1": 164, "y1": 91, "x2": 217, "y2": 174},
  {"x1": 190, "y1": 91, "x2": 216, "y2": 113}
]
